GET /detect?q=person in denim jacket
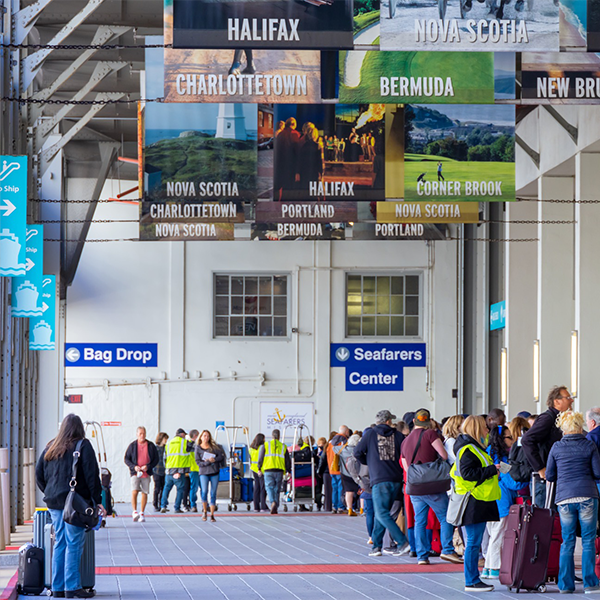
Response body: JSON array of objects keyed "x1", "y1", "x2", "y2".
[{"x1": 546, "y1": 411, "x2": 600, "y2": 594}]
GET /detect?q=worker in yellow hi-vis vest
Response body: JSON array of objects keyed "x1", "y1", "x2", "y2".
[
  {"x1": 249, "y1": 433, "x2": 269, "y2": 512},
  {"x1": 160, "y1": 428, "x2": 192, "y2": 513},
  {"x1": 258, "y1": 429, "x2": 291, "y2": 514}
]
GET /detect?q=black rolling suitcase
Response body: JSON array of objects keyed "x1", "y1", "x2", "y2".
[{"x1": 17, "y1": 544, "x2": 44, "y2": 595}]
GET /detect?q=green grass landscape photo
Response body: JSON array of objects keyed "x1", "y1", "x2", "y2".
[
  {"x1": 404, "y1": 104, "x2": 515, "y2": 202},
  {"x1": 340, "y1": 51, "x2": 495, "y2": 104}
]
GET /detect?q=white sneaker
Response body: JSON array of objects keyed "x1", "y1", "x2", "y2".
[
  {"x1": 138, "y1": 513, "x2": 145, "y2": 523},
  {"x1": 132, "y1": 511, "x2": 139, "y2": 522}
]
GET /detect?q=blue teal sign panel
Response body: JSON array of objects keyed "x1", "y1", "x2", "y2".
[
  {"x1": 12, "y1": 225, "x2": 44, "y2": 317},
  {"x1": 30, "y1": 275, "x2": 56, "y2": 350},
  {"x1": 330, "y1": 343, "x2": 426, "y2": 391},
  {"x1": 0, "y1": 156, "x2": 27, "y2": 276},
  {"x1": 64, "y1": 343, "x2": 158, "y2": 367},
  {"x1": 490, "y1": 301, "x2": 506, "y2": 331}
]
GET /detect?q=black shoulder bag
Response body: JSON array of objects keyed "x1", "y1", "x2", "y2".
[
  {"x1": 63, "y1": 440, "x2": 99, "y2": 530},
  {"x1": 405, "y1": 429, "x2": 451, "y2": 496}
]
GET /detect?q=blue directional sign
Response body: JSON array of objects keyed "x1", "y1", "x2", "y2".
[
  {"x1": 490, "y1": 301, "x2": 506, "y2": 331},
  {"x1": 331, "y1": 343, "x2": 427, "y2": 391},
  {"x1": 0, "y1": 156, "x2": 27, "y2": 276},
  {"x1": 64, "y1": 343, "x2": 158, "y2": 367},
  {"x1": 30, "y1": 275, "x2": 56, "y2": 351},
  {"x1": 12, "y1": 225, "x2": 44, "y2": 317}
]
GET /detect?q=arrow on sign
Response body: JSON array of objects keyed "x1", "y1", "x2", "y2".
[
  {"x1": 41, "y1": 302, "x2": 49, "y2": 312},
  {"x1": 25, "y1": 258, "x2": 34, "y2": 271},
  {"x1": 0, "y1": 199, "x2": 16, "y2": 217},
  {"x1": 335, "y1": 347, "x2": 350, "y2": 362}
]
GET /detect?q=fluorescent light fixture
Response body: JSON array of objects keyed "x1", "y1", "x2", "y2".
[
  {"x1": 501, "y1": 347, "x2": 508, "y2": 405},
  {"x1": 533, "y1": 340, "x2": 540, "y2": 402},
  {"x1": 571, "y1": 330, "x2": 578, "y2": 399}
]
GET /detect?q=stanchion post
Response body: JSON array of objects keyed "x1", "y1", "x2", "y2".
[
  {"x1": 28, "y1": 448, "x2": 35, "y2": 521},
  {"x1": 0, "y1": 449, "x2": 9, "y2": 545},
  {"x1": 23, "y1": 449, "x2": 31, "y2": 522}
]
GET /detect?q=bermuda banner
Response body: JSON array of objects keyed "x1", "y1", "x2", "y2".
[
  {"x1": 273, "y1": 104, "x2": 385, "y2": 201},
  {"x1": 164, "y1": 0, "x2": 322, "y2": 103},
  {"x1": 404, "y1": 104, "x2": 515, "y2": 202},
  {"x1": 29, "y1": 275, "x2": 56, "y2": 351},
  {"x1": 380, "y1": 0, "x2": 560, "y2": 52},
  {"x1": 521, "y1": 52, "x2": 600, "y2": 102},
  {"x1": 252, "y1": 222, "x2": 346, "y2": 240},
  {"x1": 354, "y1": 0, "x2": 380, "y2": 45},
  {"x1": 169, "y1": 0, "x2": 354, "y2": 50},
  {"x1": 143, "y1": 102, "x2": 258, "y2": 202},
  {"x1": 11, "y1": 225, "x2": 44, "y2": 317},
  {"x1": 339, "y1": 51, "x2": 496, "y2": 104},
  {"x1": 376, "y1": 201, "x2": 480, "y2": 223}
]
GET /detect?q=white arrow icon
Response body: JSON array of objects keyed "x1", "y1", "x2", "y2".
[
  {"x1": 336, "y1": 347, "x2": 350, "y2": 362},
  {"x1": 25, "y1": 258, "x2": 34, "y2": 271},
  {"x1": 41, "y1": 302, "x2": 49, "y2": 312},
  {"x1": 0, "y1": 199, "x2": 16, "y2": 217},
  {"x1": 65, "y1": 348, "x2": 80, "y2": 363}
]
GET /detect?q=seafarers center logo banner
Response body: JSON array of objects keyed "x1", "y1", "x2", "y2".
[
  {"x1": 379, "y1": 0, "x2": 559, "y2": 52},
  {"x1": 170, "y1": 0, "x2": 354, "y2": 50}
]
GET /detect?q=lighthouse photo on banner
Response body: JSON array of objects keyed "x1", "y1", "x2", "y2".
[{"x1": 144, "y1": 102, "x2": 258, "y2": 202}]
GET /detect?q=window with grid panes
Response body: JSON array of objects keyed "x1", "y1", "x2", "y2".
[
  {"x1": 346, "y1": 274, "x2": 421, "y2": 337},
  {"x1": 214, "y1": 275, "x2": 288, "y2": 338}
]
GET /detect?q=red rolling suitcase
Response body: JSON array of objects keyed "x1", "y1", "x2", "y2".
[{"x1": 499, "y1": 479, "x2": 557, "y2": 593}]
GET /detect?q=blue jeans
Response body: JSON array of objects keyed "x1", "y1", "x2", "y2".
[
  {"x1": 331, "y1": 474, "x2": 343, "y2": 510},
  {"x1": 48, "y1": 508, "x2": 86, "y2": 593},
  {"x1": 371, "y1": 482, "x2": 408, "y2": 550},
  {"x1": 161, "y1": 473, "x2": 186, "y2": 510},
  {"x1": 199, "y1": 474, "x2": 220, "y2": 506},
  {"x1": 189, "y1": 472, "x2": 199, "y2": 508},
  {"x1": 264, "y1": 470, "x2": 283, "y2": 506},
  {"x1": 464, "y1": 522, "x2": 486, "y2": 586},
  {"x1": 411, "y1": 493, "x2": 455, "y2": 560},
  {"x1": 558, "y1": 499, "x2": 599, "y2": 592},
  {"x1": 363, "y1": 497, "x2": 374, "y2": 537}
]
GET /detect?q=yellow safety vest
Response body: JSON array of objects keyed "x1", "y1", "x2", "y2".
[
  {"x1": 166, "y1": 436, "x2": 189, "y2": 469},
  {"x1": 450, "y1": 444, "x2": 501, "y2": 502},
  {"x1": 299, "y1": 442, "x2": 309, "y2": 451},
  {"x1": 190, "y1": 446, "x2": 199, "y2": 473},
  {"x1": 262, "y1": 439, "x2": 285, "y2": 471},
  {"x1": 249, "y1": 447, "x2": 260, "y2": 474}
]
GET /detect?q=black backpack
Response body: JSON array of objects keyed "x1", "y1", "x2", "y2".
[{"x1": 508, "y1": 443, "x2": 533, "y2": 483}]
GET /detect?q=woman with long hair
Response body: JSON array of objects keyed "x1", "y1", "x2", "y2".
[
  {"x1": 249, "y1": 433, "x2": 268, "y2": 512},
  {"x1": 195, "y1": 429, "x2": 226, "y2": 522},
  {"x1": 152, "y1": 432, "x2": 169, "y2": 512},
  {"x1": 35, "y1": 414, "x2": 105, "y2": 599},
  {"x1": 450, "y1": 415, "x2": 501, "y2": 593},
  {"x1": 442, "y1": 415, "x2": 465, "y2": 465}
]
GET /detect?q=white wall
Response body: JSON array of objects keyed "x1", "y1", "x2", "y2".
[{"x1": 60, "y1": 181, "x2": 461, "y2": 470}]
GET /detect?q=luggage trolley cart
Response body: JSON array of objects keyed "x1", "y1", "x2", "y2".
[
  {"x1": 84, "y1": 421, "x2": 115, "y2": 525},
  {"x1": 281, "y1": 424, "x2": 316, "y2": 513},
  {"x1": 214, "y1": 425, "x2": 252, "y2": 512}
]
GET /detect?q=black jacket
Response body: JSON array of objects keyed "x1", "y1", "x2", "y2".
[
  {"x1": 317, "y1": 449, "x2": 329, "y2": 477},
  {"x1": 36, "y1": 438, "x2": 102, "y2": 510},
  {"x1": 454, "y1": 434, "x2": 499, "y2": 526},
  {"x1": 521, "y1": 407, "x2": 562, "y2": 472},
  {"x1": 124, "y1": 440, "x2": 159, "y2": 477},
  {"x1": 353, "y1": 424, "x2": 405, "y2": 487}
]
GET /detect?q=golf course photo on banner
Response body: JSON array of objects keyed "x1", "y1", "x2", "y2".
[
  {"x1": 404, "y1": 104, "x2": 515, "y2": 202},
  {"x1": 354, "y1": 0, "x2": 380, "y2": 45},
  {"x1": 339, "y1": 51, "x2": 495, "y2": 104}
]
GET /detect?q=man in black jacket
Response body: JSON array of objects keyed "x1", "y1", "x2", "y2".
[
  {"x1": 354, "y1": 409, "x2": 410, "y2": 557},
  {"x1": 522, "y1": 385, "x2": 573, "y2": 506},
  {"x1": 124, "y1": 426, "x2": 159, "y2": 523}
]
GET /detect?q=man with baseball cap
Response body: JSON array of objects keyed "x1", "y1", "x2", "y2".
[
  {"x1": 401, "y1": 409, "x2": 461, "y2": 565},
  {"x1": 160, "y1": 428, "x2": 192, "y2": 513},
  {"x1": 353, "y1": 409, "x2": 410, "y2": 557}
]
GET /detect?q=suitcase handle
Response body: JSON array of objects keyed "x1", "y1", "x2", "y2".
[{"x1": 531, "y1": 534, "x2": 539, "y2": 563}]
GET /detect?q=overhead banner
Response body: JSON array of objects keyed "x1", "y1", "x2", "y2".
[
  {"x1": 29, "y1": 275, "x2": 56, "y2": 351},
  {"x1": 273, "y1": 104, "x2": 385, "y2": 201},
  {"x1": 252, "y1": 223, "x2": 345, "y2": 240},
  {"x1": 377, "y1": 202, "x2": 480, "y2": 223},
  {"x1": 404, "y1": 104, "x2": 515, "y2": 203},
  {"x1": 0, "y1": 156, "x2": 27, "y2": 277},
  {"x1": 521, "y1": 52, "x2": 600, "y2": 102},
  {"x1": 12, "y1": 225, "x2": 44, "y2": 317},
  {"x1": 255, "y1": 202, "x2": 357, "y2": 223},
  {"x1": 351, "y1": 222, "x2": 446, "y2": 240},
  {"x1": 170, "y1": 0, "x2": 354, "y2": 50},
  {"x1": 339, "y1": 51, "x2": 496, "y2": 104},
  {"x1": 354, "y1": 0, "x2": 380, "y2": 46},
  {"x1": 380, "y1": 0, "x2": 559, "y2": 52}
]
